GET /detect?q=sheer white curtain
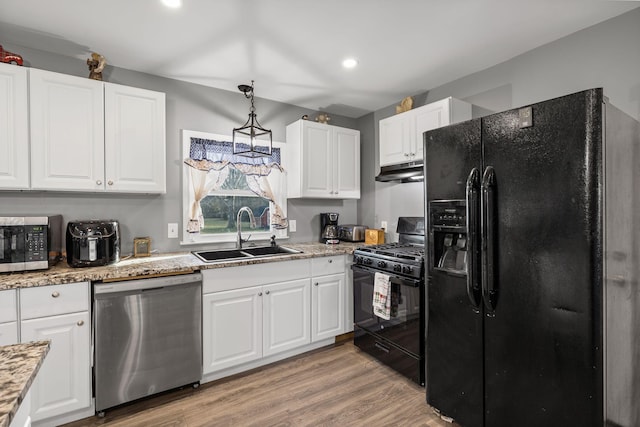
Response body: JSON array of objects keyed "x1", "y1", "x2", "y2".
[{"x1": 189, "y1": 166, "x2": 228, "y2": 228}]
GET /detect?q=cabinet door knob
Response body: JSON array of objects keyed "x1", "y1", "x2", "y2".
[
  {"x1": 108, "y1": 180, "x2": 114, "y2": 186},
  {"x1": 51, "y1": 291, "x2": 60, "y2": 298},
  {"x1": 77, "y1": 320, "x2": 84, "y2": 326},
  {"x1": 96, "y1": 180, "x2": 102, "y2": 186},
  {"x1": 265, "y1": 290, "x2": 270, "y2": 295},
  {"x1": 328, "y1": 259, "x2": 333, "y2": 263},
  {"x1": 315, "y1": 282, "x2": 319, "y2": 286},
  {"x1": 258, "y1": 292, "x2": 263, "y2": 296}
]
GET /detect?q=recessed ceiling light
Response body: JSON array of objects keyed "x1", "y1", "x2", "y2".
[
  {"x1": 161, "y1": 0, "x2": 182, "y2": 8},
  {"x1": 342, "y1": 58, "x2": 358, "y2": 69}
]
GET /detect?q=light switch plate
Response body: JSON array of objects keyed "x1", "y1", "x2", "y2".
[
  {"x1": 289, "y1": 219, "x2": 297, "y2": 232},
  {"x1": 168, "y1": 223, "x2": 178, "y2": 238}
]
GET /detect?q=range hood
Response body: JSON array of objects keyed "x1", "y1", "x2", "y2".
[{"x1": 375, "y1": 161, "x2": 424, "y2": 183}]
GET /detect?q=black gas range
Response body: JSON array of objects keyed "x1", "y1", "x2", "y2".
[
  {"x1": 353, "y1": 242, "x2": 424, "y2": 280},
  {"x1": 351, "y1": 217, "x2": 426, "y2": 386}
]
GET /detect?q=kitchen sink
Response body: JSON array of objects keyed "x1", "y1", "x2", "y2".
[
  {"x1": 193, "y1": 249, "x2": 249, "y2": 262},
  {"x1": 241, "y1": 246, "x2": 301, "y2": 256},
  {"x1": 192, "y1": 245, "x2": 302, "y2": 263}
]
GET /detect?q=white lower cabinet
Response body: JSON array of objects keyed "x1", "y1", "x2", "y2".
[
  {"x1": 203, "y1": 286, "x2": 263, "y2": 373},
  {"x1": 311, "y1": 273, "x2": 345, "y2": 342},
  {"x1": 19, "y1": 282, "x2": 91, "y2": 424},
  {"x1": 311, "y1": 256, "x2": 346, "y2": 342},
  {"x1": 0, "y1": 289, "x2": 18, "y2": 345},
  {"x1": 0, "y1": 321, "x2": 18, "y2": 346},
  {"x1": 203, "y1": 278, "x2": 311, "y2": 375},
  {"x1": 202, "y1": 256, "x2": 348, "y2": 379},
  {"x1": 263, "y1": 279, "x2": 310, "y2": 356}
]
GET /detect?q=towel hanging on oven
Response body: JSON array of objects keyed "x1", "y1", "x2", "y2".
[{"x1": 373, "y1": 272, "x2": 391, "y2": 320}]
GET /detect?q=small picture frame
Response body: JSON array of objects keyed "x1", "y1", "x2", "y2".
[{"x1": 134, "y1": 237, "x2": 151, "y2": 257}]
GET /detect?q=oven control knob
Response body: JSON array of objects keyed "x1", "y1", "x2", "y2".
[
  {"x1": 403, "y1": 265, "x2": 413, "y2": 274},
  {"x1": 393, "y1": 264, "x2": 402, "y2": 272},
  {"x1": 377, "y1": 261, "x2": 386, "y2": 268},
  {"x1": 364, "y1": 258, "x2": 373, "y2": 265},
  {"x1": 354, "y1": 256, "x2": 361, "y2": 264}
]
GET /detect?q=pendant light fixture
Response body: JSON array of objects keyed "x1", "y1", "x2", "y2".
[{"x1": 233, "y1": 80, "x2": 273, "y2": 158}]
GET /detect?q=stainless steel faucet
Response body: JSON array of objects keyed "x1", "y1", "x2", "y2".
[{"x1": 236, "y1": 207, "x2": 256, "y2": 248}]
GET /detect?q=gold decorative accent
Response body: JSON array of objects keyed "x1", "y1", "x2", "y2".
[
  {"x1": 134, "y1": 237, "x2": 151, "y2": 257},
  {"x1": 315, "y1": 113, "x2": 331, "y2": 124},
  {"x1": 395, "y1": 96, "x2": 413, "y2": 114}
]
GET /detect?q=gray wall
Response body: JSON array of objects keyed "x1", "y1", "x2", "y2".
[
  {"x1": 0, "y1": 44, "x2": 359, "y2": 254},
  {"x1": 368, "y1": 7, "x2": 640, "y2": 242},
  {"x1": 3, "y1": 7, "x2": 638, "y2": 251}
]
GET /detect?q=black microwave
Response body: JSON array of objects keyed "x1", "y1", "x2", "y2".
[{"x1": 0, "y1": 215, "x2": 63, "y2": 273}]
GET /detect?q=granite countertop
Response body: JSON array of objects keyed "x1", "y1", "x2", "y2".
[
  {"x1": 0, "y1": 242, "x2": 361, "y2": 290},
  {"x1": 0, "y1": 341, "x2": 50, "y2": 427}
]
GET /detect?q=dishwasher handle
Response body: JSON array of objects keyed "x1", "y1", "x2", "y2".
[{"x1": 94, "y1": 272, "x2": 202, "y2": 294}]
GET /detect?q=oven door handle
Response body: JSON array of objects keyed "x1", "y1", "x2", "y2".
[
  {"x1": 351, "y1": 264, "x2": 422, "y2": 287},
  {"x1": 465, "y1": 167, "x2": 482, "y2": 311}
]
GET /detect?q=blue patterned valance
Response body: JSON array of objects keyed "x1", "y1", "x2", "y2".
[{"x1": 189, "y1": 138, "x2": 281, "y2": 165}]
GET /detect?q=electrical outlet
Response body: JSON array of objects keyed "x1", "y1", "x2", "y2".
[
  {"x1": 168, "y1": 223, "x2": 178, "y2": 238},
  {"x1": 381, "y1": 221, "x2": 388, "y2": 230},
  {"x1": 289, "y1": 220, "x2": 297, "y2": 232}
]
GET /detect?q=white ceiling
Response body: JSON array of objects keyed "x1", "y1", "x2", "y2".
[{"x1": 0, "y1": 0, "x2": 637, "y2": 118}]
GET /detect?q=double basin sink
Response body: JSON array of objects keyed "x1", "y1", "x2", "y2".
[{"x1": 193, "y1": 245, "x2": 302, "y2": 263}]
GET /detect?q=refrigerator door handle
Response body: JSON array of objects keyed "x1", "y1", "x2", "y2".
[
  {"x1": 465, "y1": 167, "x2": 482, "y2": 310},
  {"x1": 481, "y1": 166, "x2": 497, "y2": 313}
]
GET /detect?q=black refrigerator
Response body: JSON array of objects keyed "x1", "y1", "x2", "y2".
[{"x1": 424, "y1": 88, "x2": 640, "y2": 427}]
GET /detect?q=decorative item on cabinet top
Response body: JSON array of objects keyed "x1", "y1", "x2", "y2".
[
  {"x1": 315, "y1": 113, "x2": 331, "y2": 124},
  {"x1": 0, "y1": 44, "x2": 23, "y2": 66},
  {"x1": 87, "y1": 52, "x2": 106, "y2": 81},
  {"x1": 396, "y1": 96, "x2": 413, "y2": 114}
]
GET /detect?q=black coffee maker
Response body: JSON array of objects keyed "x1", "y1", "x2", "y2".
[{"x1": 320, "y1": 212, "x2": 340, "y2": 244}]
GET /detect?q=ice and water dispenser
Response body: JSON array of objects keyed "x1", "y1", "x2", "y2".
[{"x1": 428, "y1": 200, "x2": 468, "y2": 275}]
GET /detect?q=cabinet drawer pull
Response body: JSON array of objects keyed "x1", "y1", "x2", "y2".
[
  {"x1": 96, "y1": 180, "x2": 102, "y2": 186},
  {"x1": 328, "y1": 259, "x2": 333, "y2": 263},
  {"x1": 258, "y1": 292, "x2": 262, "y2": 296},
  {"x1": 265, "y1": 290, "x2": 270, "y2": 295},
  {"x1": 108, "y1": 180, "x2": 114, "y2": 186},
  {"x1": 51, "y1": 291, "x2": 60, "y2": 298},
  {"x1": 77, "y1": 320, "x2": 84, "y2": 326},
  {"x1": 315, "y1": 282, "x2": 319, "y2": 286}
]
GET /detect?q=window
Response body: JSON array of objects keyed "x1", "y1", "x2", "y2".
[{"x1": 181, "y1": 130, "x2": 288, "y2": 245}]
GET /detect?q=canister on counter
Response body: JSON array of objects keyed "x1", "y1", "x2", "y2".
[{"x1": 365, "y1": 228, "x2": 385, "y2": 245}]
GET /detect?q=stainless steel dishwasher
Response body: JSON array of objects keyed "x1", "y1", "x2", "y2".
[{"x1": 93, "y1": 272, "x2": 202, "y2": 415}]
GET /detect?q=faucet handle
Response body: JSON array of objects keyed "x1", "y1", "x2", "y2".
[{"x1": 270, "y1": 235, "x2": 276, "y2": 247}]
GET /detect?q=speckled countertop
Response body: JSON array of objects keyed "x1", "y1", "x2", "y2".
[
  {"x1": 0, "y1": 242, "x2": 361, "y2": 290},
  {"x1": 0, "y1": 341, "x2": 50, "y2": 427}
]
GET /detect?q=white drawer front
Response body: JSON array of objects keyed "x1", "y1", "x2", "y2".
[
  {"x1": 20, "y1": 282, "x2": 89, "y2": 319},
  {"x1": 311, "y1": 255, "x2": 345, "y2": 277},
  {"x1": 0, "y1": 289, "x2": 17, "y2": 323},
  {"x1": 202, "y1": 259, "x2": 310, "y2": 293}
]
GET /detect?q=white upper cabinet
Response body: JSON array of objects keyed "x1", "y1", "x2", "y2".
[
  {"x1": 379, "y1": 97, "x2": 472, "y2": 166},
  {"x1": 29, "y1": 68, "x2": 166, "y2": 193},
  {"x1": 104, "y1": 83, "x2": 166, "y2": 193},
  {"x1": 0, "y1": 63, "x2": 29, "y2": 189},
  {"x1": 29, "y1": 68, "x2": 105, "y2": 191},
  {"x1": 286, "y1": 120, "x2": 360, "y2": 199}
]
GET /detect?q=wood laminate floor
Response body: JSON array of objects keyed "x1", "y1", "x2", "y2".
[{"x1": 64, "y1": 341, "x2": 456, "y2": 427}]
